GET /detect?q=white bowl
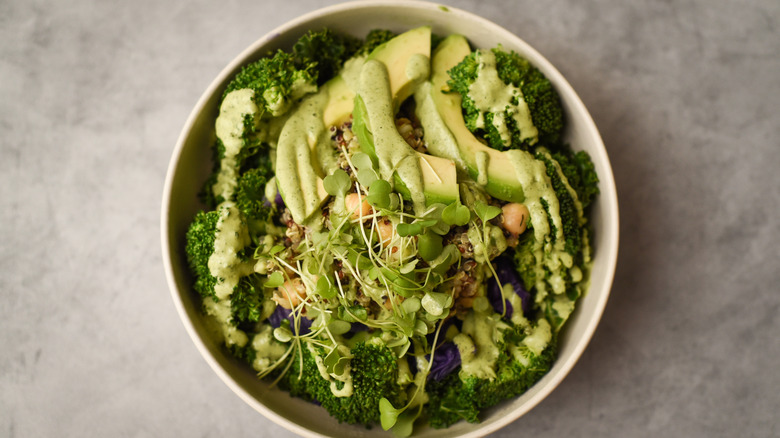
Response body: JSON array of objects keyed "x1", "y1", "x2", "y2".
[{"x1": 161, "y1": 1, "x2": 619, "y2": 437}]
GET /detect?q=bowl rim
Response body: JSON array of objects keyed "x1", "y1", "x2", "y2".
[{"x1": 161, "y1": 1, "x2": 619, "y2": 437}]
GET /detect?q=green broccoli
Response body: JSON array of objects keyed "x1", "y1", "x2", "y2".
[
  {"x1": 185, "y1": 209, "x2": 263, "y2": 326},
  {"x1": 537, "y1": 152, "x2": 581, "y2": 258},
  {"x1": 223, "y1": 49, "x2": 317, "y2": 117},
  {"x1": 292, "y1": 29, "x2": 362, "y2": 85},
  {"x1": 360, "y1": 29, "x2": 398, "y2": 54},
  {"x1": 426, "y1": 327, "x2": 557, "y2": 428},
  {"x1": 447, "y1": 46, "x2": 564, "y2": 151},
  {"x1": 184, "y1": 210, "x2": 221, "y2": 301},
  {"x1": 279, "y1": 341, "x2": 406, "y2": 426},
  {"x1": 235, "y1": 167, "x2": 273, "y2": 221},
  {"x1": 551, "y1": 149, "x2": 600, "y2": 210}
]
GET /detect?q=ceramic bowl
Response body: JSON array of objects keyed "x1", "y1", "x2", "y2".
[{"x1": 162, "y1": 1, "x2": 619, "y2": 436}]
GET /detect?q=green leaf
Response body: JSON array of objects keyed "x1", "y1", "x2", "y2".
[
  {"x1": 390, "y1": 409, "x2": 418, "y2": 437},
  {"x1": 400, "y1": 296, "x2": 421, "y2": 313},
  {"x1": 351, "y1": 152, "x2": 374, "y2": 171},
  {"x1": 421, "y1": 291, "x2": 453, "y2": 316},
  {"x1": 428, "y1": 244, "x2": 460, "y2": 274},
  {"x1": 379, "y1": 398, "x2": 400, "y2": 430},
  {"x1": 339, "y1": 305, "x2": 367, "y2": 322},
  {"x1": 367, "y1": 179, "x2": 392, "y2": 208},
  {"x1": 356, "y1": 168, "x2": 378, "y2": 188},
  {"x1": 268, "y1": 245, "x2": 285, "y2": 255},
  {"x1": 399, "y1": 260, "x2": 418, "y2": 274},
  {"x1": 323, "y1": 348, "x2": 347, "y2": 375},
  {"x1": 273, "y1": 326, "x2": 292, "y2": 342},
  {"x1": 327, "y1": 319, "x2": 352, "y2": 335},
  {"x1": 417, "y1": 231, "x2": 443, "y2": 262},
  {"x1": 396, "y1": 223, "x2": 422, "y2": 237},
  {"x1": 381, "y1": 268, "x2": 417, "y2": 297},
  {"x1": 413, "y1": 319, "x2": 429, "y2": 336},
  {"x1": 315, "y1": 276, "x2": 337, "y2": 299},
  {"x1": 474, "y1": 200, "x2": 501, "y2": 222},
  {"x1": 323, "y1": 169, "x2": 351, "y2": 196},
  {"x1": 442, "y1": 201, "x2": 471, "y2": 226},
  {"x1": 264, "y1": 271, "x2": 284, "y2": 288},
  {"x1": 368, "y1": 265, "x2": 381, "y2": 280}
]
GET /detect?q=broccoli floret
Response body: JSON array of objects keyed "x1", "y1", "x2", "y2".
[
  {"x1": 230, "y1": 276, "x2": 264, "y2": 326},
  {"x1": 185, "y1": 210, "x2": 261, "y2": 323},
  {"x1": 426, "y1": 327, "x2": 557, "y2": 428},
  {"x1": 224, "y1": 49, "x2": 317, "y2": 117},
  {"x1": 293, "y1": 29, "x2": 361, "y2": 85},
  {"x1": 551, "y1": 149, "x2": 600, "y2": 210},
  {"x1": 198, "y1": 139, "x2": 225, "y2": 209},
  {"x1": 360, "y1": 29, "x2": 397, "y2": 54},
  {"x1": 228, "y1": 341, "x2": 257, "y2": 365},
  {"x1": 279, "y1": 341, "x2": 405, "y2": 426},
  {"x1": 447, "y1": 47, "x2": 564, "y2": 151},
  {"x1": 235, "y1": 167, "x2": 273, "y2": 221},
  {"x1": 536, "y1": 152, "x2": 581, "y2": 258},
  {"x1": 184, "y1": 211, "x2": 220, "y2": 301}
]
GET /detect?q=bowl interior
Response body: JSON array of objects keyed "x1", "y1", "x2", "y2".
[{"x1": 162, "y1": 2, "x2": 619, "y2": 437}]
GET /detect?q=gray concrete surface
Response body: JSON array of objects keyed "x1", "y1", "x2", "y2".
[{"x1": 2, "y1": 0, "x2": 778, "y2": 436}]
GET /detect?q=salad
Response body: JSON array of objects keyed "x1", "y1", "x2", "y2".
[{"x1": 185, "y1": 27, "x2": 599, "y2": 434}]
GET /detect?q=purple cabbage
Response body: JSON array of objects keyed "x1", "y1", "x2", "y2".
[
  {"x1": 488, "y1": 256, "x2": 531, "y2": 319},
  {"x1": 268, "y1": 306, "x2": 311, "y2": 335},
  {"x1": 262, "y1": 192, "x2": 286, "y2": 209},
  {"x1": 427, "y1": 342, "x2": 461, "y2": 381}
]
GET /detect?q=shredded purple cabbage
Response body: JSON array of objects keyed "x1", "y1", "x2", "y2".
[
  {"x1": 488, "y1": 256, "x2": 531, "y2": 319},
  {"x1": 427, "y1": 342, "x2": 461, "y2": 381},
  {"x1": 268, "y1": 306, "x2": 311, "y2": 335},
  {"x1": 348, "y1": 322, "x2": 369, "y2": 334},
  {"x1": 262, "y1": 192, "x2": 286, "y2": 209}
]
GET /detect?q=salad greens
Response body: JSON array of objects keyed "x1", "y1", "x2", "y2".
[{"x1": 185, "y1": 27, "x2": 599, "y2": 435}]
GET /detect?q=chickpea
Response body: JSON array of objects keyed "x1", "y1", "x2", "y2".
[
  {"x1": 376, "y1": 218, "x2": 396, "y2": 248},
  {"x1": 501, "y1": 203, "x2": 530, "y2": 236},
  {"x1": 383, "y1": 295, "x2": 404, "y2": 311},
  {"x1": 273, "y1": 277, "x2": 307, "y2": 309},
  {"x1": 344, "y1": 192, "x2": 372, "y2": 220}
]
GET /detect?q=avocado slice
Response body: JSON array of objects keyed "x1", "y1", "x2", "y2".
[
  {"x1": 276, "y1": 77, "x2": 354, "y2": 226},
  {"x1": 428, "y1": 34, "x2": 525, "y2": 203},
  {"x1": 366, "y1": 26, "x2": 433, "y2": 112},
  {"x1": 352, "y1": 27, "x2": 460, "y2": 210}
]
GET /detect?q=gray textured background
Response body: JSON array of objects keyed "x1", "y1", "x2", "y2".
[{"x1": 2, "y1": 0, "x2": 778, "y2": 437}]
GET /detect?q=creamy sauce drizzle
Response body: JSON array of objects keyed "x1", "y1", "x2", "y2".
[
  {"x1": 467, "y1": 49, "x2": 538, "y2": 147},
  {"x1": 454, "y1": 311, "x2": 507, "y2": 379},
  {"x1": 308, "y1": 343, "x2": 354, "y2": 397},
  {"x1": 204, "y1": 296, "x2": 248, "y2": 347},
  {"x1": 503, "y1": 149, "x2": 572, "y2": 298},
  {"x1": 214, "y1": 89, "x2": 260, "y2": 201},
  {"x1": 251, "y1": 324, "x2": 287, "y2": 372},
  {"x1": 208, "y1": 202, "x2": 254, "y2": 300},
  {"x1": 358, "y1": 59, "x2": 427, "y2": 214},
  {"x1": 413, "y1": 82, "x2": 465, "y2": 169},
  {"x1": 275, "y1": 91, "x2": 330, "y2": 225}
]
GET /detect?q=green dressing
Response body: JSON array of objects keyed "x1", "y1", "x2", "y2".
[
  {"x1": 358, "y1": 59, "x2": 427, "y2": 214},
  {"x1": 274, "y1": 91, "x2": 330, "y2": 226},
  {"x1": 208, "y1": 202, "x2": 254, "y2": 300},
  {"x1": 214, "y1": 89, "x2": 260, "y2": 201},
  {"x1": 413, "y1": 81, "x2": 465, "y2": 169},
  {"x1": 251, "y1": 324, "x2": 288, "y2": 373},
  {"x1": 467, "y1": 49, "x2": 539, "y2": 146},
  {"x1": 307, "y1": 343, "x2": 354, "y2": 397},
  {"x1": 455, "y1": 311, "x2": 508, "y2": 379},
  {"x1": 504, "y1": 149, "x2": 573, "y2": 298},
  {"x1": 203, "y1": 296, "x2": 248, "y2": 347}
]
